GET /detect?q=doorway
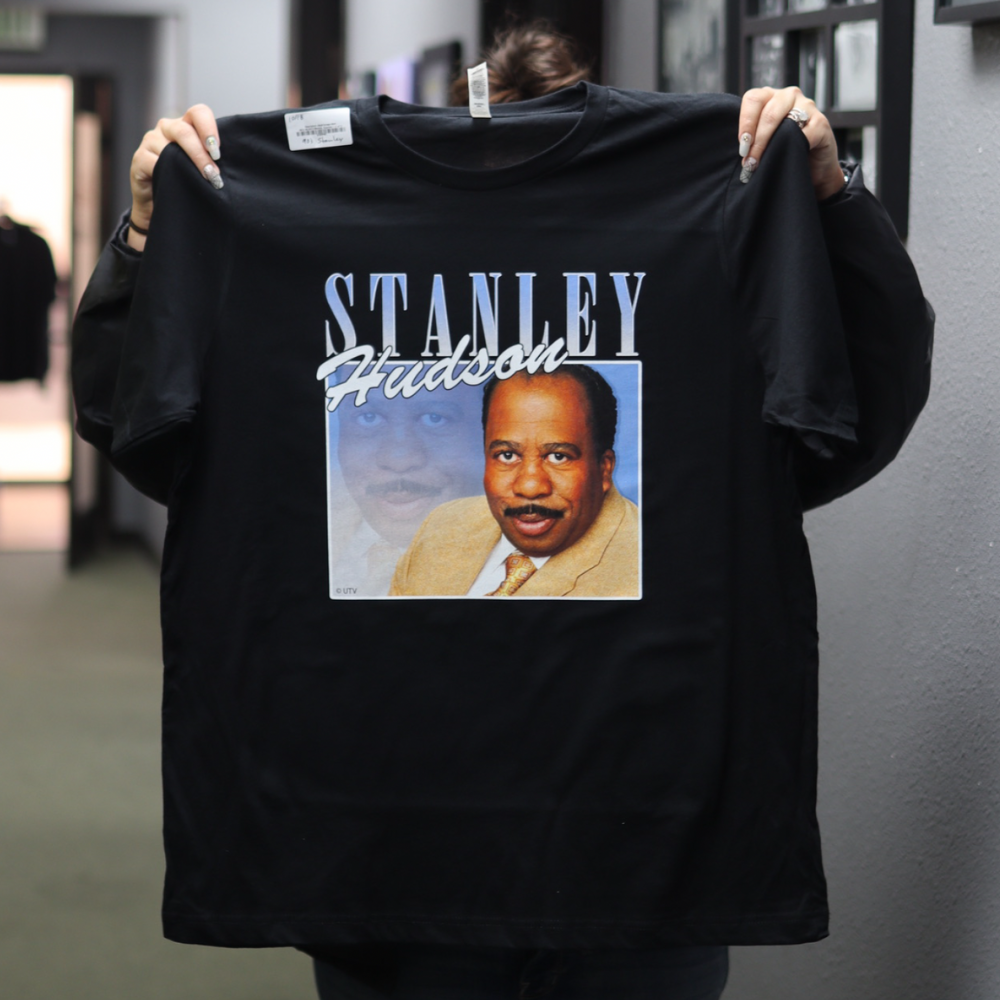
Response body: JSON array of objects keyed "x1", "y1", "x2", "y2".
[
  {"x1": 0, "y1": 74, "x2": 74, "y2": 552},
  {"x1": 0, "y1": 13, "x2": 162, "y2": 564}
]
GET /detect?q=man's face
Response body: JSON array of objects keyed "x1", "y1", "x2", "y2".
[
  {"x1": 483, "y1": 373, "x2": 614, "y2": 558},
  {"x1": 338, "y1": 380, "x2": 483, "y2": 548}
]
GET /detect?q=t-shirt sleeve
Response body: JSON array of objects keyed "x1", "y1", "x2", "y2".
[
  {"x1": 109, "y1": 142, "x2": 231, "y2": 504},
  {"x1": 792, "y1": 164, "x2": 934, "y2": 509},
  {"x1": 723, "y1": 122, "x2": 858, "y2": 449},
  {"x1": 71, "y1": 212, "x2": 144, "y2": 455}
]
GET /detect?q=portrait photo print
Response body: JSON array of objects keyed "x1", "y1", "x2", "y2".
[{"x1": 323, "y1": 359, "x2": 641, "y2": 599}]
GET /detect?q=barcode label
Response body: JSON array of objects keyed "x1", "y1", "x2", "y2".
[
  {"x1": 285, "y1": 108, "x2": 353, "y2": 151},
  {"x1": 468, "y1": 62, "x2": 491, "y2": 119}
]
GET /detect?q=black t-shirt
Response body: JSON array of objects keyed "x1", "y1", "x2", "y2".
[{"x1": 92, "y1": 84, "x2": 875, "y2": 949}]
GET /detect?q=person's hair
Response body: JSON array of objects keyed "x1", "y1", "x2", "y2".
[
  {"x1": 450, "y1": 21, "x2": 592, "y2": 107},
  {"x1": 482, "y1": 366, "x2": 618, "y2": 456}
]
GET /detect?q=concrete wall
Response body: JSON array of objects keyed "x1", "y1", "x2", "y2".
[{"x1": 345, "y1": 0, "x2": 478, "y2": 77}]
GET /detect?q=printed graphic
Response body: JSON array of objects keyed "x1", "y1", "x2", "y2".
[
  {"x1": 316, "y1": 268, "x2": 646, "y2": 599},
  {"x1": 321, "y1": 358, "x2": 641, "y2": 599}
]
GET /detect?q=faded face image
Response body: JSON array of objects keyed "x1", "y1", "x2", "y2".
[
  {"x1": 484, "y1": 372, "x2": 614, "y2": 558},
  {"x1": 338, "y1": 380, "x2": 483, "y2": 548}
]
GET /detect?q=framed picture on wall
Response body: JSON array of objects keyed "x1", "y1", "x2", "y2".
[
  {"x1": 736, "y1": 0, "x2": 915, "y2": 238},
  {"x1": 934, "y1": 0, "x2": 1000, "y2": 23},
  {"x1": 657, "y1": 0, "x2": 732, "y2": 94}
]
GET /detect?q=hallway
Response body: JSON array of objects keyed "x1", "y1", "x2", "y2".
[{"x1": 0, "y1": 549, "x2": 314, "y2": 999}]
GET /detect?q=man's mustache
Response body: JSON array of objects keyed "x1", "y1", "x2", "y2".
[
  {"x1": 365, "y1": 479, "x2": 442, "y2": 499},
  {"x1": 503, "y1": 504, "x2": 565, "y2": 520}
]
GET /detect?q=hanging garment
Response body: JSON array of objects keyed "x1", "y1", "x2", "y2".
[{"x1": 0, "y1": 218, "x2": 57, "y2": 382}]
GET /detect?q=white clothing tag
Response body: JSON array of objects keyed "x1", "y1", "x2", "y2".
[
  {"x1": 467, "y1": 62, "x2": 491, "y2": 119},
  {"x1": 284, "y1": 108, "x2": 353, "y2": 151}
]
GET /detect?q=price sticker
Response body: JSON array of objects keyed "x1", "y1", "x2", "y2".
[{"x1": 285, "y1": 108, "x2": 353, "y2": 151}]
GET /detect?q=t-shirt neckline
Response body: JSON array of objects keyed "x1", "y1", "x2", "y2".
[{"x1": 357, "y1": 81, "x2": 609, "y2": 190}]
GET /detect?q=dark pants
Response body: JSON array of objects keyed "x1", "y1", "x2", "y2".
[{"x1": 314, "y1": 945, "x2": 729, "y2": 1000}]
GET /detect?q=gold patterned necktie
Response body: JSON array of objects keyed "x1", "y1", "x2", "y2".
[{"x1": 486, "y1": 553, "x2": 537, "y2": 597}]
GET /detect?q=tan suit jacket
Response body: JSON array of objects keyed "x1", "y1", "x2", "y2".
[{"x1": 389, "y1": 486, "x2": 639, "y2": 597}]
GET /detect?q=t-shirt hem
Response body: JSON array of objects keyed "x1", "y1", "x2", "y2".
[
  {"x1": 111, "y1": 409, "x2": 197, "y2": 460},
  {"x1": 762, "y1": 408, "x2": 858, "y2": 445},
  {"x1": 163, "y1": 907, "x2": 830, "y2": 949},
  {"x1": 109, "y1": 411, "x2": 196, "y2": 504},
  {"x1": 75, "y1": 411, "x2": 114, "y2": 456}
]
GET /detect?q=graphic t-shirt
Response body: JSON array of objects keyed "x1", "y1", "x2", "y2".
[{"x1": 107, "y1": 83, "x2": 862, "y2": 948}]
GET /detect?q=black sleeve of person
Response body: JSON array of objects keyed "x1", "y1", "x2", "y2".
[
  {"x1": 70, "y1": 212, "x2": 144, "y2": 456},
  {"x1": 722, "y1": 121, "x2": 859, "y2": 452},
  {"x1": 793, "y1": 163, "x2": 934, "y2": 510},
  {"x1": 107, "y1": 142, "x2": 231, "y2": 505}
]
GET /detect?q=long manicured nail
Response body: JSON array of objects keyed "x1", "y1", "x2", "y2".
[
  {"x1": 205, "y1": 135, "x2": 221, "y2": 161},
  {"x1": 739, "y1": 132, "x2": 752, "y2": 158},
  {"x1": 203, "y1": 163, "x2": 224, "y2": 190},
  {"x1": 740, "y1": 156, "x2": 758, "y2": 184}
]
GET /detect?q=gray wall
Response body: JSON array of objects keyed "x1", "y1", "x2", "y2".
[
  {"x1": 17, "y1": 0, "x2": 290, "y2": 117},
  {"x1": 604, "y1": 0, "x2": 658, "y2": 90},
  {"x1": 728, "y1": 4, "x2": 1000, "y2": 999},
  {"x1": 345, "y1": 0, "x2": 478, "y2": 77},
  {"x1": 605, "y1": 2, "x2": 1000, "y2": 998}
]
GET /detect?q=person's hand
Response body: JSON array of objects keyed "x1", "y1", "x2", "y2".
[
  {"x1": 737, "y1": 86, "x2": 845, "y2": 202},
  {"x1": 128, "y1": 104, "x2": 222, "y2": 251}
]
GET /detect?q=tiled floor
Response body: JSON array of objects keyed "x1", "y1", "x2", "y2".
[{"x1": 0, "y1": 549, "x2": 315, "y2": 999}]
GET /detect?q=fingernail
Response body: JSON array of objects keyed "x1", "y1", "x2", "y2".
[
  {"x1": 740, "y1": 157, "x2": 758, "y2": 184},
  {"x1": 739, "y1": 132, "x2": 752, "y2": 158},
  {"x1": 203, "y1": 164, "x2": 224, "y2": 190},
  {"x1": 205, "y1": 135, "x2": 221, "y2": 161}
]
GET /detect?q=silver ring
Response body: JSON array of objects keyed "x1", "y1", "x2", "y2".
[{"x1": 786, "y1": 107, "x2": 809, "y2": 129}]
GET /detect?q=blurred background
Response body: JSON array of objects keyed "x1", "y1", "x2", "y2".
[{"x1": 0, "y1": 1, "x2": 997, "y2": 997}]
